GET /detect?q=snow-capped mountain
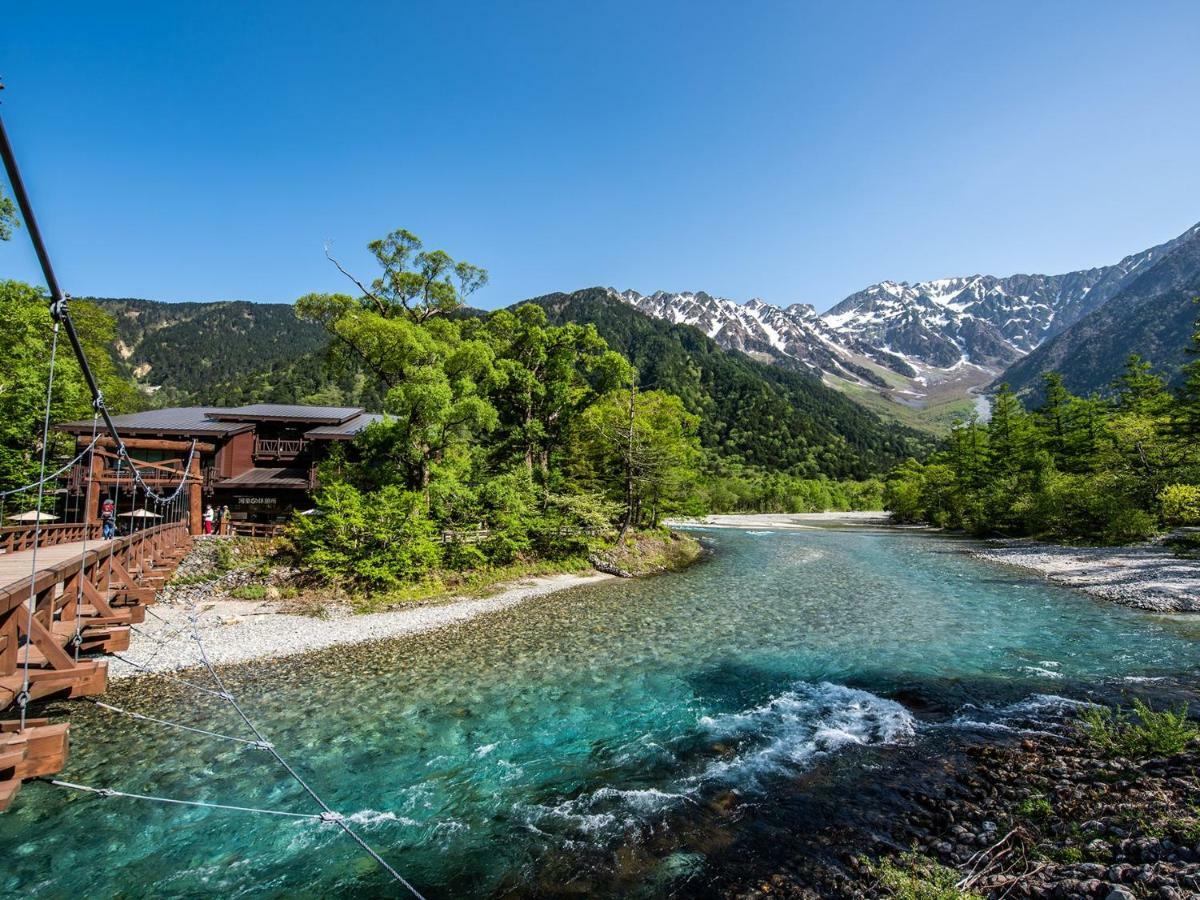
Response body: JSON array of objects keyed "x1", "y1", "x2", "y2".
[
  {"x1": 613, "y1": 221, "x2": 1200, "y2": 419},
  {"x1": 616, "y1": 290, "x2": 888, "y2": 384},
  {"x1": 616, "y1": 287, "x2": 965, "y2": 389}
]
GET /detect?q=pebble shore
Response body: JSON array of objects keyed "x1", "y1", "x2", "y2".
[
  {"x1": 973, "y1": 541, "x2": 1200, "y2": 612},
  {"x1": 110, "y1": 563, "x2": 611, "y2": 679}
]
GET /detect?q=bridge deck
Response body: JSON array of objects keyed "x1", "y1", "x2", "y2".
[
  {"x1": 0, "y1": 540, "x2": 114, "y2": 593},
  {"x1": 0, "y1": 522, "x2": 191, "y2": 809}
]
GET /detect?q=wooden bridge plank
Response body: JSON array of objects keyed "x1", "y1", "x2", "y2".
[{"x1": 0, "y1": 540, "x2": 114, "y2": 596}]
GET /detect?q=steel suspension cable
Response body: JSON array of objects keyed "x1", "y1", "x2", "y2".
[
  {"x1": 181, "y1": 593, "x2": 427, "y2": 898},
  {"x1": 17, "y1": 320, "x2": 61, "y2": 730},
  {"x1": 89, "y1": 700, "x2": 269, "y2": 748},
  {"x1": 49, "y1": 780, "x2": 323, "y2": 820},
  {"x1": 116, "y1": 440, "x2": 196, "y2": 506},
  {"x1": 0, "y1": 432, "x2": 102, "y2": 498},
  {"x1": 72, "y1": 410, "x2": 102, "y2": 661},
  {"x1": 109, "y1": 655, "x2": 233, "y2": 700},
  {"x1": 0, "y1": 113, "x2": 194, "y2": 507}
]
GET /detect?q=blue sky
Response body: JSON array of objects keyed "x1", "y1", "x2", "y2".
[{"x1": 2, "y1": 1, "x2": 1199, "y2": 311}]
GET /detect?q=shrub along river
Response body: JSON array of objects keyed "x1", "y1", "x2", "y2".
[{"x1": 4, "y1": 524, "x2": 1200, "y2": 897}]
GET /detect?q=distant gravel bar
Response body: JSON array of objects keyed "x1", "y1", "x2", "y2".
[
  {"x1": 110, "y1": 571, "x2": 613, "y2": 679},
  {"x1": 973, "y1": 540, "x2": 1200, "y2": 612},
  {"x1": 668, "y1": 511, "x2": 892, "y2": 529},
  {"x1": 676, "y1": 512, "x2": 1200, "y2": 612}
]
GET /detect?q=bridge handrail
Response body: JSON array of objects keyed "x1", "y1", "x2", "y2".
[
  {"x1": 227, "y1": 522, "x2": 286, "y2": 538},
  {"x1": 0, "y1": 521, "x2": 188, "y2": 617},
  {"x1": 0, "y1": 522, "x2": 101, "y2": 555}
]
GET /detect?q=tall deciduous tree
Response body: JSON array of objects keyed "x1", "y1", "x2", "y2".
[
  {"x1": 0, "y1": 281, "x2": 138, "y2": 490},
  {"x1": 470, "y1": 304, "x2": 630, "y2": 481},
  {"x1": 573, "y1": 386, "x2": 701, "y2": 536}
]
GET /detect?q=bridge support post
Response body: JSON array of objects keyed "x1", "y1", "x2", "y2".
[
  {"x1": 85, "y1": 452, "x2": 104, "y2": 529},
  {"x1": 188, "y1": 454, "x2": 202, "y2": 535}
]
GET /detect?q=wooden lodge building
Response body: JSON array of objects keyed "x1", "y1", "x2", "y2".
[{"x1": 56, "y1": 404, "x2": 381, "y2": 534}]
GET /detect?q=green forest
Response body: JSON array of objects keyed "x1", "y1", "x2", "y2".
[
  {"x1": 535, "y1": 288, "x2": 930, "y2": 478},
  {"x1": 284, "y1": 229, "x2": 711, "y2": 593},
  {"x1": 886, "y1": 316, "x2": 1200, "y2": 543},
  {"x1": 91, "y1": 298, "x2": 335, "y2": 408}
]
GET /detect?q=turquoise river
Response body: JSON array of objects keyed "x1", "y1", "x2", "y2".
[{"x1": 3, "y1": 525, "x2": 1200, "y2": 897}]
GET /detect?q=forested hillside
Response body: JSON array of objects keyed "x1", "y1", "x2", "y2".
[
  {"x1": 532, "y1": 288, "x2": 930, "y2": 479},
  {"x1": 88, "y1": 298, "x2": 333, "y2": 405},
  {"x1": 997, "y1": 225, "x2": 1200, "y2": 400},
  {"x1": 82, "y1": 289, "x2": 928, "y2": 482}
]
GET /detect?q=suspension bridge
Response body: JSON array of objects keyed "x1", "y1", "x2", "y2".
[{"x1": 0, "y1": 98, "x2": 425, "y2": 896}]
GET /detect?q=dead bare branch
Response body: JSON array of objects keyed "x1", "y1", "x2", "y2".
[{"x1": 324, "y1": 241, "x2": 387, "y2": 314}]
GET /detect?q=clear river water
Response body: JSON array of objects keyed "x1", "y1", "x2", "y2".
[{"x1": 4, "y1": 525, "x2": 1199, "y2": 898}]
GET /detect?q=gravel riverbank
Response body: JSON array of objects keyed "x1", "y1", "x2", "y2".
[
  {"x1": 110, "y1": 569, "x2": 613, "y2": 679},
  {"x1": 973, "y1": 541, "x2": 1200, "y2": 612},
  {"x1": 673, "y1": 513, "x2": 1200, "y2": 612}
]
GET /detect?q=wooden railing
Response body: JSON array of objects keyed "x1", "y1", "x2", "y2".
[
  {"x1": 439, "y1": 527, "x2": 490, "y2": 545},
  {"x1": 0, "y1": 520, "x2": 191, "y2": 709},
  {"x1": 227, "y1": 522, "x2": 286, "y2": 539},
  {"x1": 0, "y1": 523, "x2": 101, "y2": 555},
  {"x1": 254, "y1": 438, "x2": 308, "y2": 459},
  {"x1": 437, "y1": 525, "x2": 608, "y2": 544}
]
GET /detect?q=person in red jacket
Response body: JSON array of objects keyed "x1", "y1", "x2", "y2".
[{"x1": 101, "y1": 496, "x2": 116, "y2": 539}]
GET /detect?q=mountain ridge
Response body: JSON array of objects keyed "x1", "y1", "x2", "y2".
[
  {"x1": 997, "y1": 223, "x2": 1200, "y2": 398},
  {"x1": 611, "y1": 220, "x2": 1200, "y2": 423}
]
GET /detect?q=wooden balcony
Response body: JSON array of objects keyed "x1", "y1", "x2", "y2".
[{"x1": 253, "y1": 438, "x2": 308, "y2": 460}]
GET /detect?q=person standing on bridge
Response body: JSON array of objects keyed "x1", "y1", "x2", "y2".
[
  {"x1": 100, "y1": 496, "x2": 115, "y2": 540},
  {"x1": 203, "y1": 503, "x2": 215, "y2": 535}
]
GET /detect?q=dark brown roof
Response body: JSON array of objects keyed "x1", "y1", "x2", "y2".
[
  {"x1": 304, "y1": 412, "x2": 384, "y2": 441},
  {"x1": 207, "y1": 404, "x2": 363, "y2": 425},
  {"x1": 218, "y1": 467, "x2": 311, "y2": 488},
  {"x1": 56, "y1": 407, "x2": 254, "y2": 437},
  {"x1": 58, "y1": 404, "x2": 383, "y2": 441}
]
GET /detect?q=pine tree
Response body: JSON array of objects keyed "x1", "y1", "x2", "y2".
[
  {"x1": 1035, "y1": 373, "x2": 1072, "y2": 463},
  {"x1": 1113, "y1": 353, "x2": 1170, "y2": 416},
  {"x1": 986, "y1": 384, "x2": 1038, "y2": 477},
  {"x1": 1173, "y1": 299, "x2": 1200, "y2": 440},
  {"x1": 947, "y1": 415, "x2": 987, "y2": 490}
]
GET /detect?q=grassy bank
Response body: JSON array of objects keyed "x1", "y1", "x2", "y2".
[
  {"x1": 347, "y1": 556, "x2": 595, "y2": 613},
  {"x1": 219, "y1": 528, "x2": 704, "y2": 617},
  {"x1": 588, "y1": 529, "x2": 705, "y2": 577}
]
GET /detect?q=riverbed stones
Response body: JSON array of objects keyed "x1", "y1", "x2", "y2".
[{"x1": 716, "y1": 705, "x2": 1200, "y2": 899}]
